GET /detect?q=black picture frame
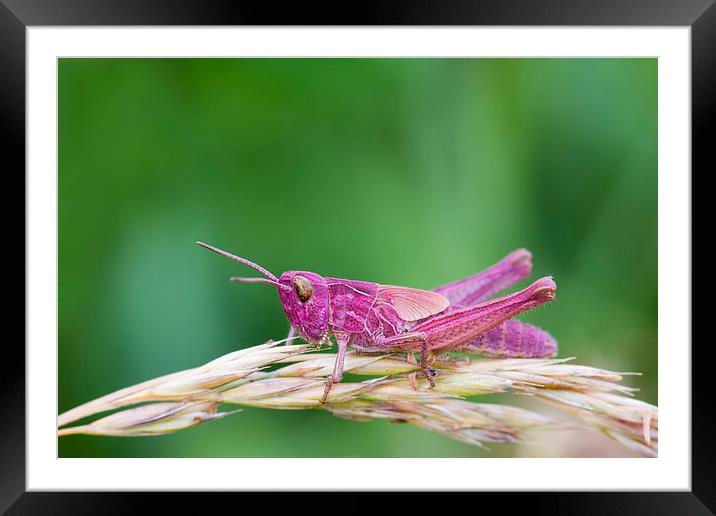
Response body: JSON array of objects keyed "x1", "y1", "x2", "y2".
[{"x1": 3, "y1": 1, "x2": 707, "y2": 513}]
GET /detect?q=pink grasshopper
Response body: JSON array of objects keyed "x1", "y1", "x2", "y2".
[{"x1": 197, "y1": 242, "x2": 557, "y2": 402}]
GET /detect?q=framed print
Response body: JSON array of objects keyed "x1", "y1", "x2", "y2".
[{"x1": 4, "y1": 0, "x2": 709, "y2": 512}]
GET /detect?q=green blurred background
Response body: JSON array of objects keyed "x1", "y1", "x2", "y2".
[{"x1": 59, "y1": 58, "x2": 657, "y2": 458}]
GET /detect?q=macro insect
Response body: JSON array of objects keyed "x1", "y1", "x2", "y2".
[{"x1": 197, "y1": 242, "x2": 557, "y2": 402}]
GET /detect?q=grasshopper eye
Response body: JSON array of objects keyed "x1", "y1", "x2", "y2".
[{"x1": 292, "y1": 276, "x2": 313, "y2": 303}]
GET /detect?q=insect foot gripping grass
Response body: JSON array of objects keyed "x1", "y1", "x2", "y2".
[
  {"x1": 197, "y1": 243, "x2": 557, "y2": 402},
  {"x1": 58, "y1": 340, "x2": 658, "y2": 456}
]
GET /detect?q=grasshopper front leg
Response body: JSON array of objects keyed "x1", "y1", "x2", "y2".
[
  {"x1": 286, "y1": 325, "x2": 295, "y2": 344},
  {"x1": 321, "y1": 333, "x2": 351, "y2": 403}
]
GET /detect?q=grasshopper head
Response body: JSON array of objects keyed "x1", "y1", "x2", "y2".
[
  {"x1": 197, "y1": 242, "x2": 329, "y2": 344},
  {"x1": 277, "y1": 271, "x2": 329, "y2": 343}
]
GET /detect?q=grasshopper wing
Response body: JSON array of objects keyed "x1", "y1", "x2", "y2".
[{"x1": 377, "y1": 285, "x2": 450, "y2": 321}]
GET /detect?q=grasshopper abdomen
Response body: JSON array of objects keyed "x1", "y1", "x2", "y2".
[{"x1": 453, "y1": 320, "x2": 557, "y2": 358}]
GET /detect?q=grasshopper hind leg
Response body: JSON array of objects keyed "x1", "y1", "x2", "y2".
[
  {"x1": 419, "y1": 340, "x2": 437, "y2": 389},
  {"x1": 373, "y1": 331, "x2": 435, "y2": 389},
  {"x1": 405, "y1": 352, "x2": 419, "y2": 390},
  {"x1": 405, "y1": 348, "x2": 436, "y2": 390}
]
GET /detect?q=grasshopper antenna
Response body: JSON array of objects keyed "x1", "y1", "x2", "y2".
[
  {"x1": 196, "y1": 242, "x2": 280, "y2": 283},
  {"x1": 229, "y1": 276, "x2": 286, "y2": 288}
]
